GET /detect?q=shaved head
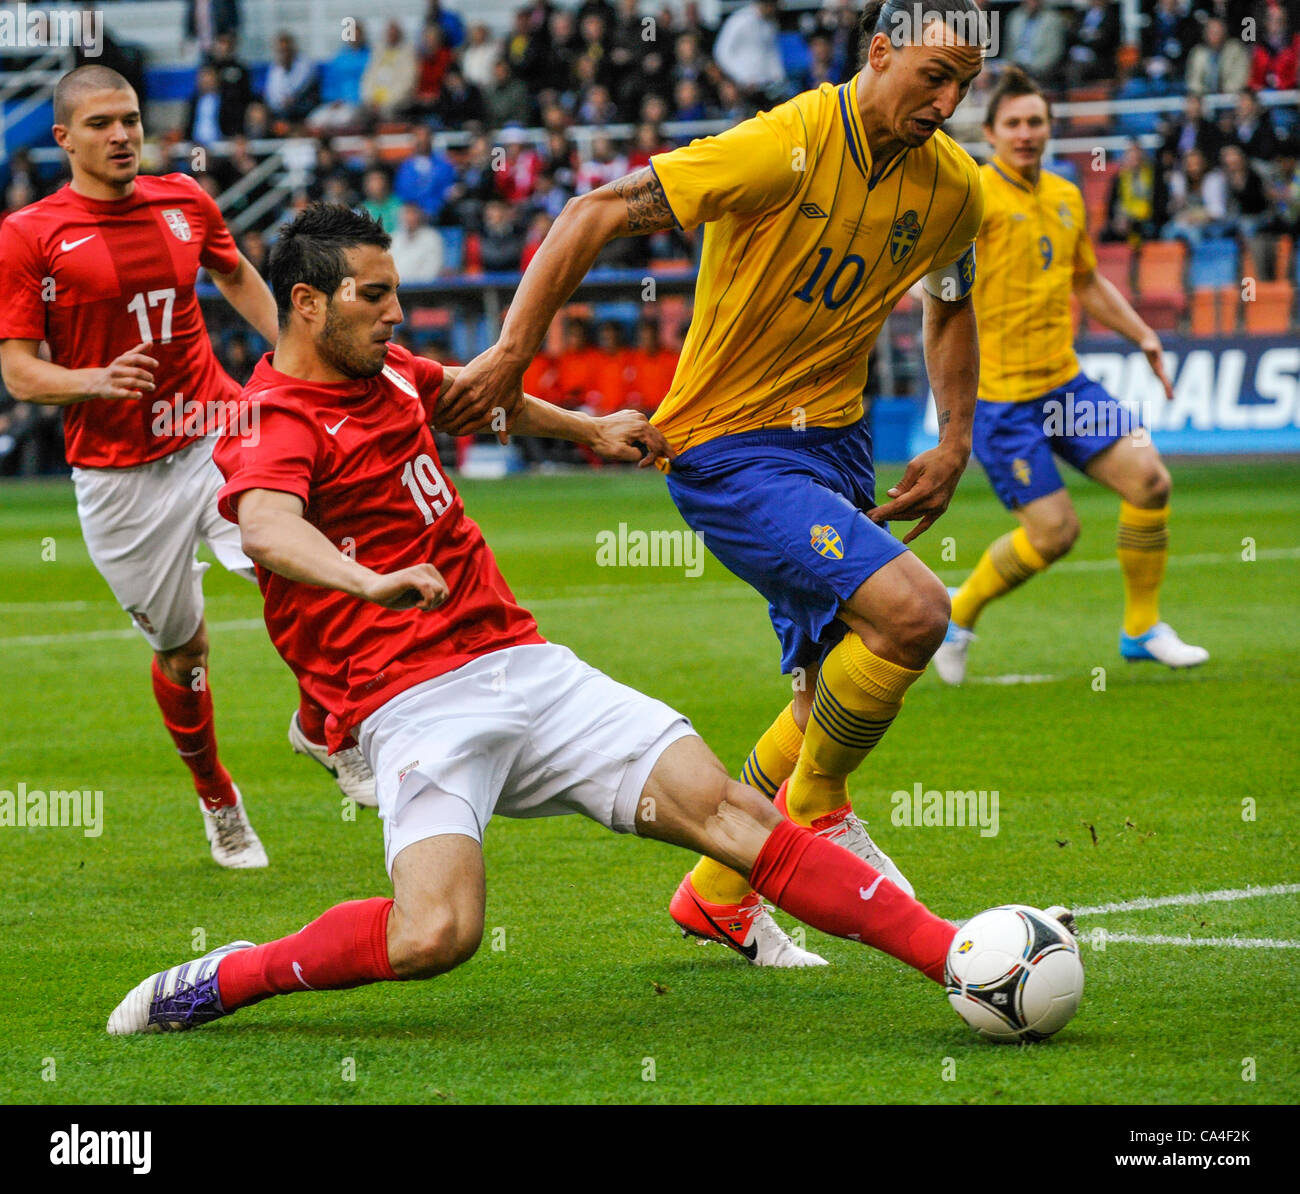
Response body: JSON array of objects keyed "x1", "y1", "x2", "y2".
[{"x1": 54, "y1": 65, "x2": 133, "y2": 126}]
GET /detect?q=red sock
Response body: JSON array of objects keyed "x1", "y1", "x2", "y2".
[
  {"x1": 297, "y1": 688, "x2": 328, "y2": 744},
  {"x1": 750, "y1": 820, "x2": 956, "y2": 982},
  {"x1": 217, "y1": 897, "x2": 397, "y2": 1012},
  {"x1": 150, "y1": 657, "x2": 235, "y2": 809}
]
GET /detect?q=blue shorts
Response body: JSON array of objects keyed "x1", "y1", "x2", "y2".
[
  {"x1": 973, "y1": 373, "x2": 1140, "y2": 509},
  {"x1": 665, "y1": 418, "x2": 907, "y2": 675}
]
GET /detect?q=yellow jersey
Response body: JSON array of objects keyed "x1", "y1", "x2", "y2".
[
  {"x1": 973, "y1": 156, "x2": 1098, "y2": 403},
  {"x1": 649, "y1": 77, "x2": 984, "y2": 454}
]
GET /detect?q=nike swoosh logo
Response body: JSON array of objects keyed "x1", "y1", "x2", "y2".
[
  {"x1": 291, "y1": 961, "x2": 316, "y2": 990},
  {"x1": 324, "y1": 417, "x2": 349, "y2": 435},
  {"x1": 689, "y1": 891, "x2": 758, "y2": 960},
  {"x1": 61, "y1": 235, "x2": 96, "y2": 252},
  {"x1": 859, "y1": 876, "x2": 885, "y2": 901}
]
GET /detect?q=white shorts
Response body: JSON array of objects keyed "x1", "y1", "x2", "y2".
[
  {"x1": 356, "y1": 643, "x2": 696, "y2": 874},
  {"x1": 72, "y1": 435, "x2": 255, "y2": 652}
]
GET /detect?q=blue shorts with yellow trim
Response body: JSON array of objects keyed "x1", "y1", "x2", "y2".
[
  {"x1": 973, "y1": 373, "x2": 1141, "y2": 510},
  {"x1": 665, "y1": 418, "x2": 907, "y2": 675}
]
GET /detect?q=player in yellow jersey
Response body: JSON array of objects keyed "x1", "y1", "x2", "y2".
[
  {"x1": 933, "y1": 67, "x2": 1209, "y2": 686},
  {"x1": 441, "y1": 0, "x2": 988, "y2": 967}
]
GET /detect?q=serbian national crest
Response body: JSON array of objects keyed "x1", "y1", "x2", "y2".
[
  {"x1": 889, "y1": 210, "x2": 921, "y2": 263},
  {"x1": 162, "y1": 208, "x2": 192, "y2": 242},
  {"x1": 810, "y1": 523, "x2": 844, "y2": 560}
]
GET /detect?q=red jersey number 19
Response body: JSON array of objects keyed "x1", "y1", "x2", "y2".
[{"x1": 400, "y1": 453, "x2": 452, "y2": 525}]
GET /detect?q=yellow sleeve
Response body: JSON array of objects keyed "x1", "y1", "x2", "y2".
[
  {"x1": 1072, "y1": 189, "x2": 1098, "y2": 278},
  {"x1": 649, "y1": 100, "x2": 807, "y2": 229},
  {"x1": 922, "y1": 157, "x2": 984, "y2": 297}
]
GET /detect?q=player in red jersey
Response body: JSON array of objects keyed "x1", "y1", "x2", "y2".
[
  {"x1": 0, "y1": 67, "x2": 372, "y2": 870},
  {"x1": 103, "y1": 204, "x2": 1017, "y2": 1035}
]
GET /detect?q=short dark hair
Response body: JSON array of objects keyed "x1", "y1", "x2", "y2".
[
  {"x1": 857, "y1": 0, "x2": 983, "y2": 65},
  {"x1": 267, "y1": 203, "x2": 392, "y2": 328},
  {"x1": 983, "y1": 65, "x2": 1052, "y2": 129},
  {"x1": 53, "y1": 65, "x2": 134, "y2": 126}
]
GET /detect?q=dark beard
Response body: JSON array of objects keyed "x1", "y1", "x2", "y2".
[{"x1": 317, "y1": 302, "x2": 385, "y2": 379}]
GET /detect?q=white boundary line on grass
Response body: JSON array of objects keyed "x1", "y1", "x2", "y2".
[
  {"x1": 1074, "y1": 882, "x2": 1300, "y2": 915},
  {"x1": 1095, "y1": 932, "x2": 1300, "y2": 949}
]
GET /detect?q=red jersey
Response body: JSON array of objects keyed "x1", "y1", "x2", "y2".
[
  {"x1": 0, "y1": 173, "x2": 241, "y2": 468},
  {"x1": 213, "y1": 342, "x2": 544, "y2": 749}
]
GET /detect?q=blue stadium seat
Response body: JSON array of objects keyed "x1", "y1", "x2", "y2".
[
  {"x1": 1189, "y1": 238, "x2": 1240, "y2": 289},
  {"x1": 779, "y1": 32, "x2": 811, "y2": 83}
]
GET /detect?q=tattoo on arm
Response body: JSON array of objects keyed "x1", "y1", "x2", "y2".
[
  {"x1": 611, "y1": 167, "x2": 676, "y2": 234},
  {"x1": 937, "y1": 409, "x2": 951, "y2": 435}
]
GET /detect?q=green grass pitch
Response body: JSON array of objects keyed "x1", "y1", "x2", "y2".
[{"x1": 1, "y1": 459, "x2": 1297, "y2": 1105}]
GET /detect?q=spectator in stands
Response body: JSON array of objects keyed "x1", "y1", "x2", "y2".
[
  {"x1": 362, "y1": 167, "x2": 402, "y2": 230},
  {"x1": 1103, "y1": 141, "x2": 1159, "y2": 246},
  {"x1": 1005, "y1": 0, "x2": 1067, "y2": 80},
  {"x1": 555, "y1": 318, "x2": 602, "y2": 409},
  {"x1": 1249, "y1": 4, "x2": 1299, "y2": 91},
  {"x1": 264, "y1": 32, "x2": 318, "y2": 128},
  {"x1": 1066, "y1": 0, "x2": 1121, "y2": 87},
  {"x1": 591, "y1": 322, "x2": 632, "y2": 416},
  {"x1": 818, "y1": 0, "x2": 860, "y2": 83},
  {"x1": 577, "y1": 12, "x2": 613, "y2": 90},
  {"x1": 641, "y1": 93, "x2": 670, "y2": 126},
  {"x1": 3, "y1": 174, "x2": 35, "y2": 219},
  {"x1": 394, "y1": 125, "x2": 458, "y2": 222},
  {"x1": 1185, "y1": 17, "x2": 1251, "y2": 95},
  {"x1": 237, "y1": 228, "x2": 267, "y2": 276},
  {"x1": 486, "y1": 58, "x2": 534, "y2": 128},
  {"x1": 540, "y1": 131, "x2": 579, "y2": 190},
  {"x1": 674, "y1": 78, "x2": 709, "y2": 120},
  {"x1": 362, "y1": 20, "x2": 419, "y2": 119},
  {"x1": 462, "y1": 24, "x2": 500, "y2": 90},
  {"x1": 309, "y1": 20, "x2": 370, "y2": 130},
  {"x1": 521, "y1": 211, "x2": 554, "y2": 271},
  {"x1": 1143, "y1": 0, "x2": 1196, "y2": 83},
  {"x1": 478, "y1": 200, "x2": 526, "y2": 272},
  {"x1": 186, "y1": 0, "x2": 241, "y2": 54},
  {"x1": 610, "y1": 0, "x2": 646, "y2": 77},
  {"x1": 424, "y1": 0, "x2": 466, "y2": 50},
  {"x1": 627, "y1": 122, "x2": 671, "y2": 170},
  {"x1": 576, "y1": 135, "x2": 629, "y2": 194},
  {"x1": 629, "y1": 47, "x2": 674, "y2": 117},
  {"x1": 673, "y1": 31, "x2": 718, "y2": 102},
  {"x1": 3, "y1": 148, "x2": 46, "y2": 208},
  {"x1": 714, "y1": 0, "x2": 786, "y2": 99},
  {"x1": 1161, "y1": 92, "x2": 1224, "y2": 161},
  {"x1": 390, "y1": 202, "x2": 446, "y2": 283},
  {"x1": 1227, "y1": 89, "x2": 1280, "y2": 166},
  {"x1": 1261, "y1": 138, "x2": 1300, "y2": 242},
  {"x1": 505, "y1": 9, "x2": 547, "y2": 91},
  {"x1": 624, "y1": 318, "x2": 677, "y2": 415},
  {"x1": 222, "y1": 334, "x2": 256, "y2": 385},
  {"x1": 243, "y1": 100, "x2": 270, "y2": 139},
  {"x1": 713, "y1": 77, "x2": 752, "y2": 124},
  {"x1": 543, "y1": 10, "x2": 583, "y2": 93},
  {"x1": 206, "y1": 31, "x2": 252, "y2": 134},
  {"x1": 495, "y1": 129, "x2": 542, "y2": 204},
  {"x1": 187, "y1": 65, "x2": 240, "y2": 143},
  {"x1": 433, "y1": 66, "x2": 487, "y2": 130},
  {"x1": 1162, "y1": 146, "x2": 1229, "y2": 247},
  {"x1": 799, "y1": 34, "x2": 838, "y2": 91},
  {"x1": 577, "y1": 80, "x2": 620, "y2": 125},
  {"x1": 1220, "y1": 143, "x2": 1271, "y2": 238},
  {"x1": 411, "y1": 22, "x2": 457, "y2": 115},
  {"x1": 209, "y1": 134, "x2": 268, "y2": 214},
  {"x1": 446, "y1": 135, "x2": 499, "y2": 232}
]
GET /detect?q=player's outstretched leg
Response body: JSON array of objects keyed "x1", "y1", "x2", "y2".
[
  {"x1": 288, "y1": 689, "x2": 378, "y2": 808},
  {"x1": 780, "y1": 553, "x2": 952, "y2": 896},
  {"x1": 151, "y1": 623, "x2": 266, "y2": 868},
  {"x1": 670, "y1": 701, "x2": 826, "y2": 967},
  {"x1": 1086, "y1": 441, "x2": 1208, "y2": 669},
  {"x1": 107, "y1": 834, "x2": 482, "y2": 1034},
  {"x1": 937, "y1": 500, "x2": 1062, "y2": 685},
  {"x1": 642, "y1": 737, "x2": 958, "y2": 981}
]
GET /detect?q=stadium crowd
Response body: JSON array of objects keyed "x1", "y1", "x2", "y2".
[{"x1": 1, "y1": 0, "x2": 1299, "y2": 475}]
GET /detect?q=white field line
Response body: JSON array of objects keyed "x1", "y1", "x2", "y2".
[
  {"x1": 0, "y1": 618, "x2": 266, "y2": 647},
  {"x1": 1074, "y1": 882, "x2": 1300, "y2": 915},
  {"x1": 967, "y1": 673, "x2": 1062, "y2": 686},
  {"x1": 1094, "y1": 932, "x2": 1300, "y2": 949}
]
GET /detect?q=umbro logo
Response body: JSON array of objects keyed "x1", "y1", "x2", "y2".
[{"x1": 798, "y1": 203, "x2": 829, "y2": 218}]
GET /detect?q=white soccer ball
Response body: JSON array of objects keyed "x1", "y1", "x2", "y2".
[{"x1": 945, "y1": 904, "x2": 1085, "y2": 1043}]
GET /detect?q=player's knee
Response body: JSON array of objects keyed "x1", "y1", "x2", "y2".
[
  {"x1": 887, "y1": 578, "x2": 950, "y2": 661},
  {"x1": 400, "y1": 911, "x2": 483, "y2": 979},
  {"x1": 1031, "y1": 512, "x2": 1080, "y2": 562},
  {"x1": 1139, "y1": 464, "x2": 1172, "y2": 508},
  {"x1": 155, "y1": 648, "x2": 208, "y2": 687}
]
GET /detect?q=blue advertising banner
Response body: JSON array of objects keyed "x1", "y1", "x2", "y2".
[{"x1": 908, "y1": 335, "x2": 1300, "y2": 457}]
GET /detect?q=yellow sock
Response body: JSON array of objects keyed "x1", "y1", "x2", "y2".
[
  {"x1": 785, "y1": 636, "x2": 923, "y2": 825},
  {"x1": 1118, "y1": 501, "x2": 1168, "y2": 636},
  {"x1": 688, "y1": 703, "x2": 803, "y2": 905},
  {"x1": 950, "y1": 526, "x2": 1049, "y2": 629}
]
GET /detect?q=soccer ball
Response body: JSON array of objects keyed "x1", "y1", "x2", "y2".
[{"x1": 945, "y1": 905, "x2": 1084, "y2": 1043}]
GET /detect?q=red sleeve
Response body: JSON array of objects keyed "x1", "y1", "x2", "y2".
[
  {"x1": 0, "y1": 217, "x2": 50, "y2": 341},
  {"x1": 411, "y1": 353, "x2": 446, "y2": 422},
  {"x1": 214, "y1": 402, "x2": 321, "y2": 522},
  {"x1": 1248, "y1": 48, "x2": 1268, "y2": 91},
  {"x1": 188, "y1": 177, "x2": 241, "y2": 275}
]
